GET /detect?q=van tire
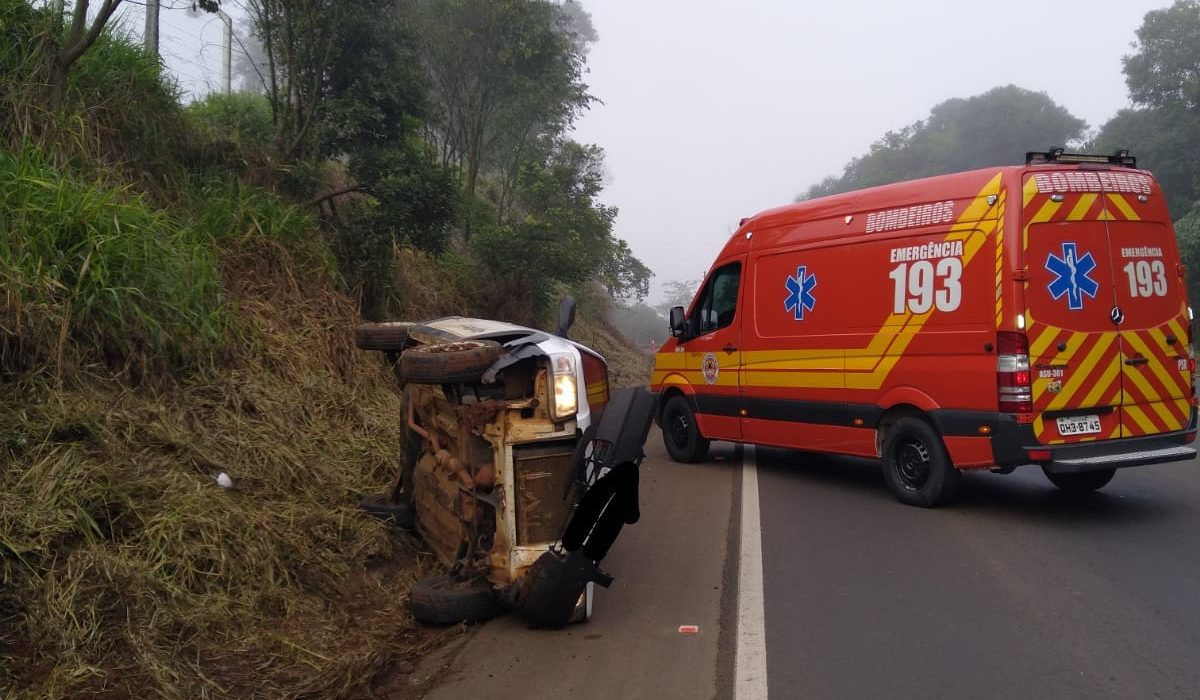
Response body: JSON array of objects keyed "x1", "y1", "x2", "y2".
[
  {"x1": 399, "y1": 340, "x2": 502, "y2": 385},
  {"x1": 1042, "y1": 467, "x2": 1116, "y2": 493},
  {"x1": 407, "y1": 574, "x2": 504, "y2": 625},
  {"x1": 355, "y1": 322, "x2": 415, "y2": 351},
  {"x1": 881, "y1": 417, "x2": 962, "y2": 507},
  {"x1": 661, "y1": 395, "x2": 710, "y2": 463}
]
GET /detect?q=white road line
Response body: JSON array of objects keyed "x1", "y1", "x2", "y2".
[{"x1": 735, "y1": 445, "x2": 769, "y2": 699}]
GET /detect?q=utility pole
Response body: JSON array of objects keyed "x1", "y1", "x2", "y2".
[
  {"x1": 219, "y1": 10, "x2": 232, "y2": 94},
  {"x1": 144, "y1": 0, "x2": 160, "y2": 55}
]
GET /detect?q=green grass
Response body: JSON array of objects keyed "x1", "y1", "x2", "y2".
[{"x1": 0, "y1": 147, "x2": 227, "y2": 374}]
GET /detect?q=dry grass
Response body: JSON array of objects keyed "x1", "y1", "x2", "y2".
[{"x1": 0, "y1": 234, "x2": 453, "y2": 699}]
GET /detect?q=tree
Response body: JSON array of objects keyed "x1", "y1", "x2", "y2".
[
  {"x1": 656, "y1": 278, "x2": 701, "y2": 316},
  {"x1": 1090, "y1": 107, "x2": 1200, "y2": 219},
  {"x1": 800, "y1": 86, "x2": 1086, "y2": 200},
  {"x1": 243, "y1": 0, "x2": 349, "y2": 160},
  {"x1": 48, "y1": 0, "x2": 124, "y2": 109},
  {"x1": 472, "y1": 137, "x2": 649, "y2": 315},
  {"x1": 1123, "y1": 0, "x2": 1200, "y2": 112},
  {"x1": 416, "y1": 0, "x2": 593, "y2": 208},
  {"x1": 1092, "y1": 0, "x2": 1200, "y2": 217}
]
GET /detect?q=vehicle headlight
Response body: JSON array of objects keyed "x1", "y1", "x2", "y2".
[{"x1": 550, "y1": 353, "x2": 578, "y2": 420}]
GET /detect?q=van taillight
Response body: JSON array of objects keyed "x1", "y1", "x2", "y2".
[{"x1": 997, "y1": 331, "x2": 1032, "y2": 415}]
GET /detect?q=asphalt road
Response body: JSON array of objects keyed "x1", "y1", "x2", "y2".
[
  {"x1": 420, "y1": 435, "x2": 739, "y2": 699},
  {"x1": 757, "y1": 447, "x2": 1200, "y2": 699},
  {"x1": 418, "y1": 435, "x2": 1200, "y2": 699}
]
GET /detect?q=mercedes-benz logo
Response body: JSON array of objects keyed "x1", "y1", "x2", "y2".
[{"x1": 1110, "y1": 306, "x2": 1124, "y2": 324}]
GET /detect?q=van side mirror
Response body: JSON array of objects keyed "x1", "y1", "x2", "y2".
[
  {"x1": 669, "y1": 306, "x2": 687, "y2": 339},
  {"x1": 557, "y1": 296, "x2": 577, "y2": 338}
]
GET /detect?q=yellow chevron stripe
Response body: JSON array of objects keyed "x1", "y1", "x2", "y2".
[
  {"x1": 1124, "y1": 404, "x2": 1158, "y2": 435},
  {"x1": 1106, "y1": 194, "x2": 1141, "y2": 221},
  {"x1": 1030, "y1": 325, "x2": 1065, "y2": 359},
  {"x1": 1023, "y1": 198, "x2": 1063, "y2": 249},
  {"x1": 1078, "y1": 346, "x2": 1123, "y2": 409},
  {"x1": 1119, "y1": 361, "x2": 1180, "y2": 429},
  {"x1": 1048, "y1": 333, "x2": 1116, "y2": 410},
  {"x1": 1107, "y1": 424, "x2": 1121, "y2": 439},
  {"x1": 994, "y1": 190, "x2": 1006, "y2": 329},
  {"x1": 1022, "y1": 176, "x2": 1041, "y2": 205},
  {"x1": 1123, "y1": 331, "x2": 1183, "y2": 403},
  {"x1": 1066, "y1": 193, "x2": 1098, "y2": 221}
]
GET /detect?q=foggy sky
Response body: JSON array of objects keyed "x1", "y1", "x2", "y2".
[
  {"x1": 568, "y1": 0, "x2": 1174, "y2": 302},
  {"x1": 121, "y1": 0, "x2": 1174, "y2": 305}
]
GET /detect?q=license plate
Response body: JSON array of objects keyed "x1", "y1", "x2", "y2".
[{"x1": 1056, "y1": 414, "x2": 1101, "y2": 436}]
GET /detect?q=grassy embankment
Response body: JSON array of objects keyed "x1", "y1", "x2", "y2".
[
  {"x1": 0, "y1": 4, "x2": 649, "y2": 697},
  {"x1": 1, "y1": 6, "x2": 437, "y2": 697}
]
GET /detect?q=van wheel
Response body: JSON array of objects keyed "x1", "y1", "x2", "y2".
[
  {"x1": 661, "y1": 395, "x2": 709, "y2": 463},
  {"x1": 881, "y1": 417, "x2": 961, "y2": 507},
  {"x1": 407, "y1": 574, "x2": 505, "y2": 625},
  {"x1": 399, "y1": 340, "x2": 502, "y2": 385},
  {"x1": 354, "y1": 322, "x2": 415, "y2": 351},
  {"x1": 1042, "y1": 467, "x2": 1115, "y2": 493}
]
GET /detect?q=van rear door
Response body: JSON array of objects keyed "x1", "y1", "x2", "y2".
[
  {"x1": 1101, "y1": 192, "x2": 1192, "y2": 438},
  {"x1": 1022, "y1": 173, "x2": 1125, "y2": 445}
]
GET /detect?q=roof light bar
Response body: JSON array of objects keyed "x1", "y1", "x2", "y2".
[{"x1": 1025, "y1": 146, "x2": 1137, "y2": 168}]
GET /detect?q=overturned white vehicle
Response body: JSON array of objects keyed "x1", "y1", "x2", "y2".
[{"x1": 355, "y1": 301, "x2": 653, "y2": 627}]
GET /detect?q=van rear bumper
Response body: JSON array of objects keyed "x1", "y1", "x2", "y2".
[{"x1": 979, "y1": 411, "x2": 1198, "y2": 473}]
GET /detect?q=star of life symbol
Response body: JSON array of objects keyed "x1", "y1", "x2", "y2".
[
  {"x1": 1045, "y1": 242, "x2": 1099, "y2": 311},
  {"x1": 784, "y1": 265, "x2": 817, "y2": 321}
]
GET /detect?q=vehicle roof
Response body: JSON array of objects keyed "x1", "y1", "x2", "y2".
[
  {"x1": 417, "y1": 316, "x2": 606, "y2": 362},
  {"x1": 717, "y1": 163, "x2": 1160, "y2": 260},
  {"x1": 420, "y1": 316, "x2": 537, "y2": 339}
]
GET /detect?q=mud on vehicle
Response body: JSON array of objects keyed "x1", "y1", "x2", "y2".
[{"x1": 355, "y1": 301, "x2": 653, "y2": 627}]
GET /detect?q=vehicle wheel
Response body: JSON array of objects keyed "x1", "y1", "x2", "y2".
[
  {"x1": 359, "y1": 494, "x2": 415, "y2": 529},
  {"x1": 881, "y1": 417, "x2": 962, "y2": 507},
  {"x1": 1042, "y1": 467, "x2": 1116, "y2": 493},
  {"x1": 399, "y1": 340, "x2": 503, "y2": 385},
  {"x1": 354, "y1": 322, "x2": 415, "y2": 351},
  {"x1": 661, "y1": 394, "x2": 710, "y2": 463},
  {"x1": 407, "y1": 574, "x2": 505, "y2": 625}
]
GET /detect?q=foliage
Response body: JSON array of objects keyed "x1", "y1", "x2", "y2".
[
  {"x1": 1094, "y1": 0, "x2": 1200, "y2": 219},
  {"x1": 416, "y1": 0, "x2": 594, "y2": 202},
  {"x1": 801, "y1": 86, "x2": 1086, "y2": 199},
  {"x1": 185, "y1": 92, "x2": 274, "y2": 147},
  {"x1": 243, "y1": 0, "x2": 349, "y2": 161},
  {"x1": 1123, "y1": 0, "x2": 1200, "y2": 112},
  {"x1": 656, "y1": 278, "x2": 701, "y2": 316},
  {"x1": 472, "y1": 137, "x2": 649, "y2": 318},
  {"x1": 1175, "y1": 207, "x2": 1200, "y2": 311},
  {"x1": 1090, "y1": 106, "x2": 1200, "y2": 219},
  {"x1": 0, "y1": 147, "x2": 226, "y2": 375}
]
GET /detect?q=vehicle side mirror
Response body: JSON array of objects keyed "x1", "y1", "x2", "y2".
[
  {"x1": 557, "y1": 296, "x2": 577, "y2": 338},
  {"x1": 669, "y1": 306, "x2": 687, "y2": 339}
]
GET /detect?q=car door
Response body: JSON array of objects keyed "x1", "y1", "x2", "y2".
[{"x1": 679, "y1": 260, "x2": 744, "y2": 441}]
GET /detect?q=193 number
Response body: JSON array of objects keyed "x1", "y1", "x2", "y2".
[
  {"x1": 889, "y1": 259, "x2": 963, "y2": 314},
  {"x1": 1122, "y1": 260, "x2": 1167, "y2": 298}
]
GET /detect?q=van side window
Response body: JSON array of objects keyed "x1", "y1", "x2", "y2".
[{"x1": 692, "y1": 262, "x2": 741, "y2": 334}]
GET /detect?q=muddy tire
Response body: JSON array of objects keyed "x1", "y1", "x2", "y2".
[
  {"x1": 355, "y1": 322, "x2": 415, "y2": 351},
  {"x1": 359, "y1": 494, "x2": 415, "y2": 529},
  {"x1": 407, "y1": 574, "x2": 504, "y2": 625},
  {"x1": 881, "y1": 417, "x2": 962, "y2": 507},
  {"x1": 399, "y1": 340, "x2": 503, "y2": 385},
  {"x1": 661, "y1": 394, "x2": 709, "y2": 463},
  {"x1": 1042, "y1": 467, "x2": 1116, "y2": 493}
]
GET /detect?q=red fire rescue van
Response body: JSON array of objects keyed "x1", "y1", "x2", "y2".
[{"x1": 651, "y1": 149, "x2": 1197, "y2": 506}]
